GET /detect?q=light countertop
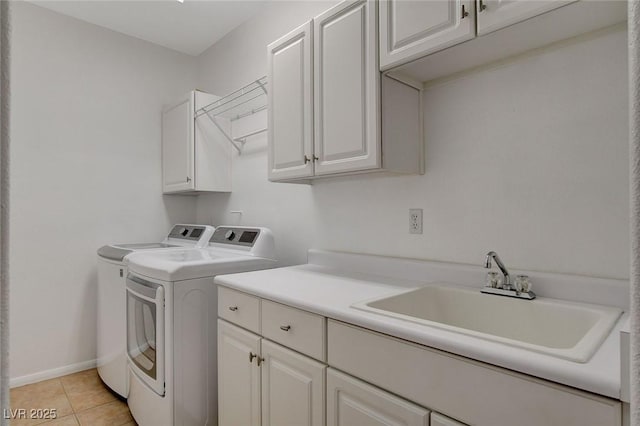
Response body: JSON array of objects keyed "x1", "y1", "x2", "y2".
[{"x1": 215, "y1": 262, "x2": 626, "y2": 399}]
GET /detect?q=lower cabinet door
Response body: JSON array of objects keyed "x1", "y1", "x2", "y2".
[
  {"x1": 327, "y1": 368, "x2": 430, "y2": 426},
  {"x1": 217, "y1": 320, "x2": 261, "y2": 426},
  {"x1": 431, "y1": 412, "x2": 468, "y2": 426},
  {"x1": 261, "y1": 340, "x2": 326, "y2": 426}
]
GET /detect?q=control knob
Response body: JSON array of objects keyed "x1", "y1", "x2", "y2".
[{"x1": 225, "y1": 230, "x2": 236, "y2": 241}]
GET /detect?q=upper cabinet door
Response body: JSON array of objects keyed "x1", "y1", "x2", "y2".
[
  {"x1": 476, "y1": 0, "x2": 574, "y2": 35},
  {"x1": 162, "y1": 92, "x2": 195, "y2": 193},
  {"x1": 379, "y1": 0, "x2": 476, "y2": 70},
  {"x1": 314, "y1": 0, "x2": 380, "y2": 176},
  {"x1": 267, "y1": 21, "x2": 314, "y2": 181}
]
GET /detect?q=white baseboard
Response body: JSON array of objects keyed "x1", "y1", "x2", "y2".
[{"x1": 10, "y1": 359, "x2": 97, "y2": 388}]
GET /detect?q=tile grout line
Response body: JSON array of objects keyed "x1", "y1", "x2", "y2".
[
  {"x1": 60, "y1": 370, "x2": 117, "y2": 411},
  {"x1": 14, "y1": 370, "x2": 133, "y2": 426},
  {"x1": 57, "y1": 370, "x2": 124, "y2": 425},
  {"x1": 75, "y1": 399, "x2": 123, "y2": 415},
  {"x1": 55, "y1": 377, "x2": 79, "y2": 426}
]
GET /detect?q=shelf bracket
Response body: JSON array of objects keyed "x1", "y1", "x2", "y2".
[
  {"x1": 203, "y1": 113, "x2": 243, "y2": 155},
  {"x1": 256, "y1": 78, "x2": 268, "y2": 96}
]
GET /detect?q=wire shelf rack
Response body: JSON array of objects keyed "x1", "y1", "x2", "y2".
[{"x1": 195, "y1": 77, "x2": 267, "y2": 154}]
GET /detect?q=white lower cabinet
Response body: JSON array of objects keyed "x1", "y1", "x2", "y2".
[
  {"x1": 261, "y1": 340, "x2": 326, "y2": 426},
  {"x1": 217, "y1": 320, "x2": 261, "y2": 426},
  {"x1": 218, "y1": 318, "x2": 326, "y2": 426},
  {"x1": 217, "y1": 289, "x2": 623, "y2": 426},
  {"x1": 327, "y1": 320, "x2": 621, "y2": 426},
  {"x1": 327, "y1": 368, "x2": 430, "y2": 426}
]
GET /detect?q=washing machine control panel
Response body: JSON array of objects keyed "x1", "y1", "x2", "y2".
[
  {"x1": 168, "y1": 225, "x2": 206, "y2": 241},
  {"x1": 210, "y1": 227, "x2": 260, "y2": 247}
]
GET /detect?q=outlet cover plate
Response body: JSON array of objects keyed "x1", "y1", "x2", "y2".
[{"x1": 409, "y1": 208, "x2": 423, "y2": 234}]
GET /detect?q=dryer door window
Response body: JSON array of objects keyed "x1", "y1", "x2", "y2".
[{"x1": 126, "y1": 274, "x2": 165, "y2": 396}]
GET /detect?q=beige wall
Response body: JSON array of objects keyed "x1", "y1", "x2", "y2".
[
  {"x1": 10, "y1": 2, "x2": 198, "y2": 380},
  {"x1": 196, "y1": 2, "x2": 629, "y2": 279}
]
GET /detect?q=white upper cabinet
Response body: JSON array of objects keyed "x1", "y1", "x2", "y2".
[
  {"x1": 384, "y1": 0, "x2": 625, "y2": 83},
  {"x1": 314, "y1": 0, "x2": 380, "y2": 175},
  {"x1": 380, "y1": 0, "x2": 476, "y2": 70},
  {"x1": 162, "y1": 92, "x2": 194, "y2": 193},
  {"x1": 267, "y1": 21, "x2": 314, "y2": 181},
  {"x1": 162, "y1": 90, "x2": 232, "y2": 194},
  {"x1": 476, "y1": 0, "x2": 574, "y2": 35},
  {"x1": 267, "y1": 0, "x2": 423, "y2": 183}
]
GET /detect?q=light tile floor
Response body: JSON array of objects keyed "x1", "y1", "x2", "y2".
[{"x1": 9, "y1": 369, "x2": 135, "y2": 426}]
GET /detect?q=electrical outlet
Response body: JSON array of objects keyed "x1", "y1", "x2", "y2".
[{"x1": 409, "y1": 208, "x2": 423, "y2": 234}]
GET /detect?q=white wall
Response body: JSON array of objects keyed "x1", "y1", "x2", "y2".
[
  {"x1": 196, "y1": 1, "x2": 338, "y2": 266},
  {"x1": 10, "y1": 2, "x2": 198, "y2": 380},
  {"x1": 196, "y1": 2, "x2": 629, "y2": 279}
]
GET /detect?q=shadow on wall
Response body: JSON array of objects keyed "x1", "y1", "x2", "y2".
[
  {"x1": 75, "y1": 268, "x2": 98, "y2": 362},
  {"x1": 162, "y1": 194, "x2": 202, "y2": 225}
]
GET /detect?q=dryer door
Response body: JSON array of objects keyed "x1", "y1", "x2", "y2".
[{"x1": 126, "y1": 274, "x2": 165, "y2": 396}]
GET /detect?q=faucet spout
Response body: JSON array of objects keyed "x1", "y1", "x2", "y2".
[
  {"x1": 484, "y1": 251, "x2": 511, "y2": 287},
  {"x1": 482, "y1": 251, "x2": 535, "y2": 300}
]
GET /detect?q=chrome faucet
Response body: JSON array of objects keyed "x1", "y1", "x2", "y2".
[
  {"x1": 482, "y1": 251, "x2": 536, "y2": 300},
  {"x1": 484, "y1": 251, "x2": 511, "y2": 288}
]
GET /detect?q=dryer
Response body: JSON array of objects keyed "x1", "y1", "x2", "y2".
[
  {"x1": 96, "y1": 224, "x2": 215, "y2": 398},
  {"x1": 124, "y1": 226, "x2": 276, "y2": 426}
]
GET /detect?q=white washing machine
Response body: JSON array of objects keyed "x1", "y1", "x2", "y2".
[
  {"x1": 124, "y1": 226, "x2": 276, "y2": 426},
  {"x1": 96, "y1": 224, "x2": 215, "y2": 398}
]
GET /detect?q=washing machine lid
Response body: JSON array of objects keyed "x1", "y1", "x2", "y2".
[
  {"x1": 97, "y1": 224, "x2": 216, "y2": 261},
  {"x1": 97, "y1": 245, "x2": 132, "y2": 262},
  {"x1": 97, "y1": 243, "x2": 182, "y2": 262},
  {"x1": 116, "y1": 242, "x2": 178, "y2": 250},
  {"x1": 126, "y1": 248, "x2": 277, "y2": 282}
]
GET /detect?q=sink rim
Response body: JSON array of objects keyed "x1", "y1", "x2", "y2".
[{"x1": 351, "y1": 284, "x2": 623, "y2": 363}]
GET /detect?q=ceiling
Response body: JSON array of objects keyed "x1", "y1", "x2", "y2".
[{"x1": 27, "y1": 0, "x2": 270, "y2": 56}]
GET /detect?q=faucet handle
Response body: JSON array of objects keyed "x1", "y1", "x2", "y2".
[
  {"x1": 512, "y1": 279, "x2": 522, "y2": 293},
  {"x1": 485, "y1": 271, "x2": 500, "y2": 288},
  {"x1": 515, "y1": 275, "x2": 531, "y2": 293}
]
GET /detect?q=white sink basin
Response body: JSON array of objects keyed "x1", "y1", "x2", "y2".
[{"x1": 352, "y1": 285, "x2": 622, "y2": 362}]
